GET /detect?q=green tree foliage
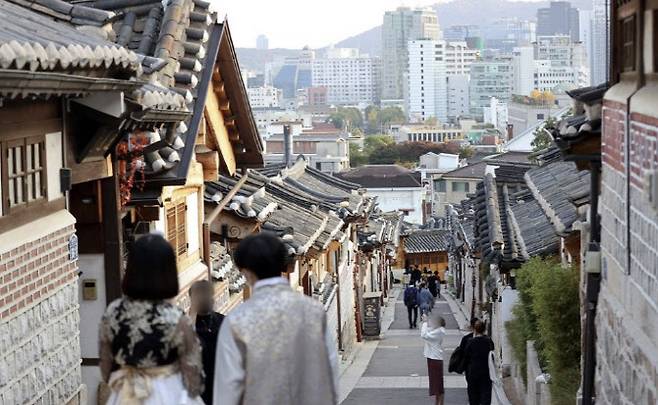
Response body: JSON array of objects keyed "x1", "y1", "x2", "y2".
[
  {"x1": 362, "y1": 105, "x2": 406, "y2": 134},
  {"x1": 532, "y1": 116, "x2": 557, "y2": 152},
  {"x1": 505, "y1": 257, "x2": 581, "y2": 405},
  {"x1": 328, "y1": 107, "x2": 364, "y2": 131},
  {"x1": 349, "y1": 143, "x2": 368, "y2": 167},
  {"x1": 459, "y1": 145, "x2": 475, "y2": 159}
]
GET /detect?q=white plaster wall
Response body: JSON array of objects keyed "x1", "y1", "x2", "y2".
[
  {"x1": 366, "y1": 188, "x2": 424, "y2": 224},
  {"x1": 153, "y1": 207, "x2": 166, "y2": 236},
  {"x1": 78, "y1": 254, "x2": 106, "y2": 405},
  {"x1": 46, "y1": 131, "x2": 63, "y2": 202}
]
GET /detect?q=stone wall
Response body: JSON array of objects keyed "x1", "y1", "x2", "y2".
[
  {"x1": 597, "y1": 91, "x2": 658, "y2": 404},
  {"x1": 0, "y1": 211, "x2": 83, "y2": 404}
]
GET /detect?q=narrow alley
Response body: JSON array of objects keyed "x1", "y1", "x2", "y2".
[{"x1": 340, "y1": 287, "x2": 469, "y2": 404}]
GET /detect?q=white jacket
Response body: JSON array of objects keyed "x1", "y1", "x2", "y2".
[{"x1": 420, "y1": 323, "x2": 446, "y2": 360}]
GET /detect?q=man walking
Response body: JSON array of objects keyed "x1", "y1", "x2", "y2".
[
  {"x1": 189, "y1": 280, "x2": 224, "y2": 405},
  {"x1": 410, "y1": 266, "x2": 422, "y2": 285},
  {"x1": 214, "y1": 233, "x2": 338, "y2": 405},
  {"x1": 418, "y1": 283, "x2": 435, "y2": 316},
  {"x1": 404, "y1": 282, "x2": 419, "y2": 328},
  {"x1": 428, "y1": 271, "x2": 438, "y2": 298},
  {"x1": 464, "y1": 320, "x2": 495, "y2": 405}
]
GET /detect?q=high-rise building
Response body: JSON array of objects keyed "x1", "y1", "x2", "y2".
[
  {"x1": 534, "y1": 35, "x2": 589, "y2": 89},
  {"x1": 536, "y1": 1, "x2": 580, "y2": 42},
  {"x1": 444, "y1": 41, "x2": 479, "y2": 75},
  {"x1": 382, "y1": 7, "x2": 441, "y2": 101},
  {"x1": 469, "y1": 55, "x2": 514, "y2": 119},
  {"x1": 247, "y1": 86, "x2": 282, "y2": 109},
  {"x1": 256, "y1": 34, "x2": 269, "y2": 50},
  {"x1": 311, "y1": 51, "x2": 381, "y2": 105},
  {"x1": 407, "y1": 40, "x2": 448, "y2": 123},
  {"x1": 579, "y1": 10, "x2": 593, "y2": 85},
  {"x1": 512, "y1": 46, "x2": 535, "y2": 95},
  {"x1": 443, "y1": 25, "x2": 481, "y2": 42},
  {"x1": 447, "y1": 75, "x2": 470, "y2": 120},
  {"x1": 590, "y1": 0, "x2": 609, "y2": 85}
]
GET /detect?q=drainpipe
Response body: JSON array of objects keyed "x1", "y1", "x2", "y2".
[{"x1": 283, "y1": 124, "x2": 292, "y2": 167}]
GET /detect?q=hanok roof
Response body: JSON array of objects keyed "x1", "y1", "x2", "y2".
[
  {"x1": 508, "y1": 190, "x2": 560, "y2": 259},
  {"x1": 336, "y1": 164, "x2": 422, "y2": 189},
  {"x1": 0, "y1": 0, "x2": 146, "y2": 98},
  {"x1": 204, "y1": 161, "x2": 371, "y2": 255},
  {"x1": 404, "y1": 230, "x2": 451, "y2": 254},
  {"x1": 524, "y1": 161, "x2": 591, "y2": 236}
]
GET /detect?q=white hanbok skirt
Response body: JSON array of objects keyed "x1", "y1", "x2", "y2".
[{"x1": 106, "y1": 370, "x2": 205, "y2": 405}]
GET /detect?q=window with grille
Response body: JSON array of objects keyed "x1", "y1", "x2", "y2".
[
  {"x1": 166, "y1": 202, "x2": 187, "y2": 259},
  {"x1": 2, "y1": 135, "x2": 47, "y2": 213}
]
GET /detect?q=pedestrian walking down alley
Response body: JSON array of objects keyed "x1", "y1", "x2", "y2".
[{"x1": 340, "y1": 287, "x2": 468, "y2": 404}]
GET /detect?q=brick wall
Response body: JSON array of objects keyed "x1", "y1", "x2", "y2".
[
  {"x1": 598, "y1": 96, "x2": 658, "y2": 404},
  {"x1": 0, "y1": 216, "x2": 82, "y2": 404}
]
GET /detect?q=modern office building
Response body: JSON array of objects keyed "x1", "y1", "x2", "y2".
[
  {"x1": 311, "y1": 52, "x2": 381, "y2": 105},
  {"x1": 443, "y1": 25, "x2": 481, "y2": 42},
  {"x1": 536, "y1": 1, "x2": 580, "y2": 41},
  {"x1": 590, "y1": 0, "x2": 609, "y2": 85},
  {"x1": 247, "y1": 86, "x2": 283, "y2": 109},
  {"x1": 512, "y1": 46, "x2": 535, "y2": 96},
  {"x1": 469, "y1": 55, "x2": 514, "y2": 119},
  {"x1": 407, "y1": 40, "x2": 448, "y2": 122},
  {"x1": 483, "y1": 97, "x2": 509, "y2": 135},
  {"x1": 444, "y1": 41, "x2": 479, "y2": 75},
  {"x1": 256, "y1": 34, "x2": 269, "y2": 50},
  {"x1": 382, "y1": 7, "x2": 441, "y2": 101},
  {"x1": 447, "y1": 75, "x2": 470, "y2": 120},
  {"x1": 534, "y1": 35, "x2": 589, "y2": 89},
  {"x1": 396, "y1": 123, "x2": 465, "y2": 143}
]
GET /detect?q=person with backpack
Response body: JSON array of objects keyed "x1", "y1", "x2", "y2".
[
  {"x1": 464, "y1": 320, "x2": 495, "y2": 405},
  {"x1": 449, "y1": 317, "x2": 478, "y2": 375},
  {"x1": 418, "y1": 283, "x2": 435, "y2": 316},
  {"x1": 403, "y1": 283, "x2": 419, "y2": 328}
]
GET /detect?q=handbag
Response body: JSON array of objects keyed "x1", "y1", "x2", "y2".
[{"x1": 448, "y1": 345, "x2": 466, "y2": 374}]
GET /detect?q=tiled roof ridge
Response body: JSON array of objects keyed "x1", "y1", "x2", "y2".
[
  {"x1": 0, "y1": 0, "x2": 141, "y2": 73},
  {"x1": 5, "y1": 0, "x2": 114, "y2": 25}
]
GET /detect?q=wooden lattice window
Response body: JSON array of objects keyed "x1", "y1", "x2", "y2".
[
  {"x1": 2, "y1": 135, "x2": 47, "y2": 214},
  {"x1": 621, "y1": 15, "x2": 637, "y2": 72},
  {"x1": 166, "y1": 202, "x2": 187, "y2": 259}
]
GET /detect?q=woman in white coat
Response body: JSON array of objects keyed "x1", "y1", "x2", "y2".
[{"x1": 421, "y1": 312, "x2": 447, "y2": 405}]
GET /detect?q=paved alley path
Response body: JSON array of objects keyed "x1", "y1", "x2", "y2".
[{"x1": 342, "y1": 294, "x2": 469, "y2": 404}]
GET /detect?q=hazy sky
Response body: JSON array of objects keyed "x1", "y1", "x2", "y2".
[
  {"x1": 218, "y1": 0, "x2": 544, "y2": 49},
  {"x1": 218, "y1": 0, "x2": 443, "y2": 49}
]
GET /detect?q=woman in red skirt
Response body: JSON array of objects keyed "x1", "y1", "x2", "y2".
[{"x1": 421, "y1": 312, "x2": 447, "y2": 405}]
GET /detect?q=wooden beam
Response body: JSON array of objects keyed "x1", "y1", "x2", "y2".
[
  {"x1": 202, "y1": 171, "x2": 249, "y2": 269},
  {"x1": 101, "y1": 174, "x2": 123, "y2": 303}
]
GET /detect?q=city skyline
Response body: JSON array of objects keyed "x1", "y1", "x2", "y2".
[{"x1": 219, "y1": 0, "x2": 547, "y2": 49}]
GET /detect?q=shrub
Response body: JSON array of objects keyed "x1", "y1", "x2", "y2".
[{"x1": 505, "y1": 257, "x2": 581, "y2": 405}]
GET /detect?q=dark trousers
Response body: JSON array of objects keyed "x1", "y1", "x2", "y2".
[
  {"x1": 467, "y1": 377, "x2": 492, "y2": 405},
  {"x1": 406, "y1": 305, "x2": 418, "y2": 327}
]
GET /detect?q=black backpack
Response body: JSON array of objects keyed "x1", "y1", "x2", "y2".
[{"x1": 449, "y1": 343, "x2": 467, "y2": 374}]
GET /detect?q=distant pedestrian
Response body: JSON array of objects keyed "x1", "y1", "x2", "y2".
[
  {"x1": 214, "y1": 233, "x2": 338, "y2": 405},
  {"x1": 418, "y1": 283, "x2": 435, "y2": 316},
  {"x1": 99, "y1": 234, "x2": 204, "y2": 404},
  {"x1": 189, "y1": 280, "x2": 224, "y2": 404},
  {"x1": 421, "y1": 313, "x2": 447, "y2": 405},
  {"x1": 428, "y1": 272, "x2": 439, "y2": 298},
  {"x1": 404, "y1": 282, "x2": 420, "y2": 328},
  {"x1": 464, "y1": 320, "x2": 495, "y2": 405},
  {"x1": 410, "y1": 266, "x2": 422, "y2": 285},
  {"x1": 435, "y1": 271, "x2": 442, "y2": 298}
]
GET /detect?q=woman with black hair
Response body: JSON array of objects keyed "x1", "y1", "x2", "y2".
[{"x1": 99, "y1": 233, "x2": 204, "y2": 404}]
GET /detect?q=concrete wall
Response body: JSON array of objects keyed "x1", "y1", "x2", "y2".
[{"x1": 0, "y1": 211, "x2": 83, "y2": 404}]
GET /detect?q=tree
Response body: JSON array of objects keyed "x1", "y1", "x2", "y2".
[
  {"x1": 365, "y1": 105, "x2": 380, "y2": 133},
  {"x1": 364, "y1": 134, "x2": 395, "y2": 155},
  {"x1": 349, "y1": 143, "x2": 368, "y2": 167},
  {"x1": 459, "y1": 145, "x2": 475, "y2": 159},
  {"x1": 531, "y1": 116, "x2": 557, "y2": 152},
  {"x1": 368, "y1": 144, "x2": 400, "y2": 164},
  {"x1": 424, "y1": 116, "x2": 438, "y2": 126},
  {"x1": 327, "y1": 107, "x2": 364, "y2": 131},
  {"x1": 378, "y1": 106, "x2": 405, "y2": 126}
]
